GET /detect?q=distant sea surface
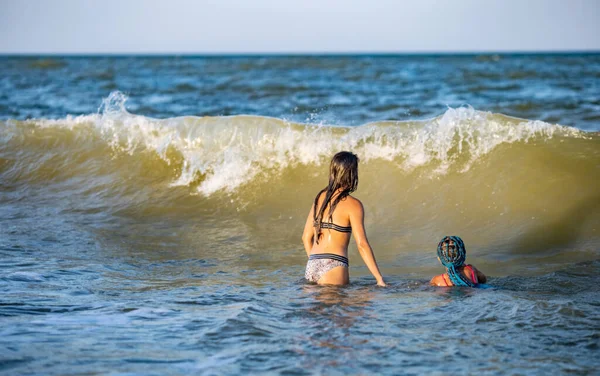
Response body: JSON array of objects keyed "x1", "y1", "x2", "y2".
[{"x1": 1, "y1": 54, "x2": 599, "y2": 375}]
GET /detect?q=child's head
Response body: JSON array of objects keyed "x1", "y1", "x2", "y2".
[{"x1": 437, "y1": 236, "x2": 466, "y2": 268}]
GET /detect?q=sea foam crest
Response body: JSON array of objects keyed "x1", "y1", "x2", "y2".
[{"x1": 19, "y1": 92, "x2": 582, "y2": 196}]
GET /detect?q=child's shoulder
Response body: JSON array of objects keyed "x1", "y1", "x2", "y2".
[
  {"x1": 430, "y1": 273, "x2": 450, "y2": 287},
  {"x1": 463, "y1": 264, "x2": 486, "y2": 284}
]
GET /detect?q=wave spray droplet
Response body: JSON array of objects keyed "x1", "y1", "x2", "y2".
[{"x1": 98, "y1": 91, "x2": 129, "y2": 116}]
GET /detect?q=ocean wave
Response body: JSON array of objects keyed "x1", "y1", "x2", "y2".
[
  {"x1": 1, "y1": 92, "x2": 598, "y2": 264},
  {"x1": 1, "y1": 91, "x2": 589, "y2": 196}
]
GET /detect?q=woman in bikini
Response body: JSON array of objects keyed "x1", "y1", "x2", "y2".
[
  {"x1": 430, "y1": 236, "x2": 487, "y2": 287},
  {"x1": 302, "y1": 151, "x2": 386, "y2": 286}
]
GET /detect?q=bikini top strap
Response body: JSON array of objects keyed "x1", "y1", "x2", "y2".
[
  {"x1": 441, "y1": 273, "x2": 450, "y2": 286},
  {"x1": 463, "y1": 264, "x2": 478, "y2": 284}
]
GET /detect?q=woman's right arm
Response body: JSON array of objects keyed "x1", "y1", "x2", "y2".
[
  {"x1": 349, "y1": 199, "x2": 386, "y2": 287},
  {"x1": 301, "y1": 204, "x2": 315, "y2": 257}
]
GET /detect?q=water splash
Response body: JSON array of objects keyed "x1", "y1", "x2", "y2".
[{"x1": 98, "y1": 91, "x2": 129, "y2": 116}]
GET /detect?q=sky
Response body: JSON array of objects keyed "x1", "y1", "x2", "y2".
[{"x1": 1, "y1": 0, "x2": 599, "y2": 54}]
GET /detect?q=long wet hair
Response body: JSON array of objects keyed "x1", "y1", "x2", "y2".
[
  {"x1": 312, "y1": 151, "x2": 359, "y2": 244},
  {"x1": 437, "y1": 236, "x2": 476, "y2": 287}
]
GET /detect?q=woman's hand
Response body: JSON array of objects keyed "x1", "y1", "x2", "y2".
[{"x1": 376, "y1": 278, "x2": 387, "y2": 287}]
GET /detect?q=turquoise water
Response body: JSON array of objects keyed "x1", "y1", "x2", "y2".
[{"x1": 0, "y1": 54, "x2": 599, "y2": 375}]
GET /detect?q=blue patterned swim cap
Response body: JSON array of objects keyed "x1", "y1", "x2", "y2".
[{"x1": 437, "y1": 236, "x2": 466, "y2": 267}]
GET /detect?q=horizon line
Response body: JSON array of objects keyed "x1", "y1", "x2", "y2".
[{"x1": 1, "y1": 50, "x2": 600, "y2": 58}]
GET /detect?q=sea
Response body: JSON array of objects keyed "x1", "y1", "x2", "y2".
[{"x1": 1, "y1": 54, "x2": 599, "y2": 375}]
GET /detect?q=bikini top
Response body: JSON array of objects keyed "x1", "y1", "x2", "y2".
[{"x1": 315, "y1": 220, "x2": 352, "y2": 233}]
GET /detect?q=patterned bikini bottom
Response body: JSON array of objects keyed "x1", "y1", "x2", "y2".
[{"x1": 305, "y1": 253, "x2": 349, "y2": 283}]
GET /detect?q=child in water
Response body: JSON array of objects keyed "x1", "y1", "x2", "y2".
[{"x1": 430, "y1": 236, "x2": 487, "y2": 287}]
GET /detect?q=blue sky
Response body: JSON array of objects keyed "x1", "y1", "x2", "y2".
[{"x1": 1, "y1": 0, "x2": 598, "y2": 53}]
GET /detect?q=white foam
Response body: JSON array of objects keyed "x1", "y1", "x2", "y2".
[{"x1": 6, "y1": 92, "x2": 584, "y2": 196}]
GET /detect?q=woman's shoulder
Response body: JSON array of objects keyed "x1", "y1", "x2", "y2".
[
  {"x1": 344, "y1": 194, "x2": 363, "y2": 207},
  {"x1": 338, "y1": 195, "x2": 363, "y2": 218}
]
